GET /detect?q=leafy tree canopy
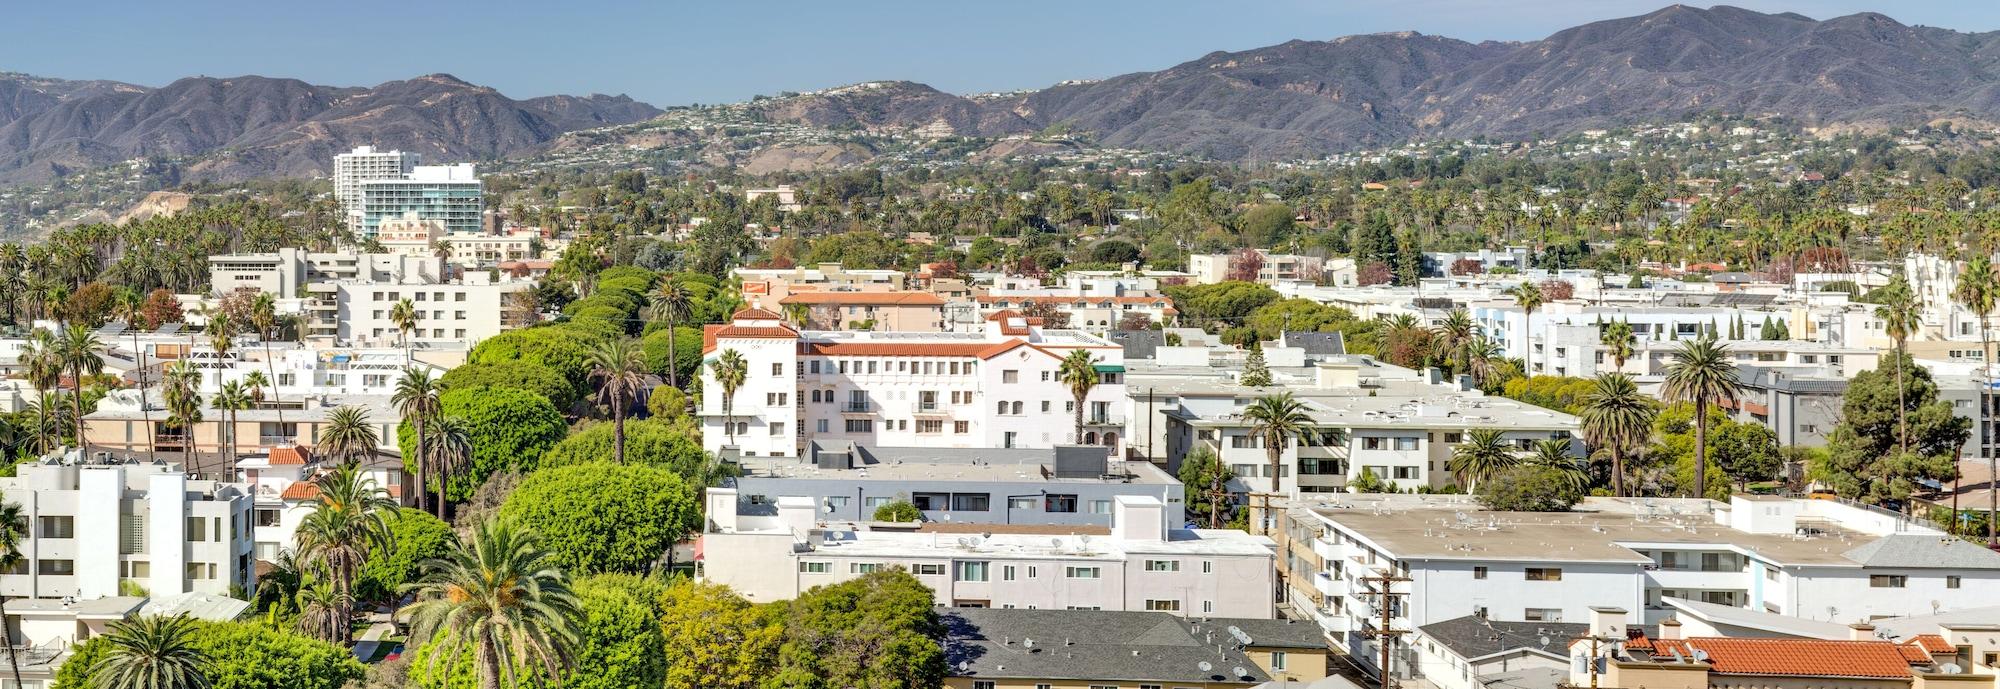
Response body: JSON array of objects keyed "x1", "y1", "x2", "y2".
[
  {"x1": 399, "y1": 386, "x2": 568, "y2": 502},
  {"x1": 499, "y1": 462, "x2": 701, "y2": 575}
]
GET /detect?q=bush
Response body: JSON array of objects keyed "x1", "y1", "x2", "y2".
[
  {"x1": 641, "y1": 325, "x2": 705, "y2": 384},
  {"x1": 872, "y1": 500, "x2": 922, "y2": 522},
  {"x1": 466, "y1": 323, "x2": 610, "y2": 397},
  {"x1": 1475, "y1": 465, "x2": 1582, "y2": 512},
  {"x1": 401, "y1": 386, "x2": 567, "y2": 502},
  {"x1": 540, "y1": 419, "x2": 718, "y2": 484},
  {"x1": 56, "y1": 620, "x2": 363, "y2": 689},
  {"x1": 499, "y1": 463, "x2": 701, "y2": 574},
  {"x1": 771, "y1": 571, "x2": 946, "y2": 688},
  {"x1": 438, "y1": 360, "x2": 577, "y2": 411},
  {"x1": 357, "y1": 508, "x2": 456, "y2": 602},
  {"x1": 569, "y1": 574, "x2": 672, "y2": 689}
]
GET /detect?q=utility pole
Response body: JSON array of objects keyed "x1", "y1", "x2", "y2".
[
  {"x1": 1573, "y1": 633, "x2": 1621, "y2": 689},
  {"x1": 1360, "y1": 571, "x2": 1411, "y2": 689}
]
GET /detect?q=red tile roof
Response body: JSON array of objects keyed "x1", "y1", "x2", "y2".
[
  {"x1": 1898, "y1": 645, "x2": 1934, "y2": 663},
  {"x1": 780, "y1": 292, "x2": 945, "y2": 306},
  {"x1": 1650, "y1": 638, "x2": 1916, "y2": 679},
  {"x1": 801, "y1": 338, "x2": 1054, "y2": 361},
  {"x1": 280, "y1": 482, "x2": 320, "y2": 500},
  {"x1": 702, "y1": 323, "x2": 801, "y2": 354},
  {"x1": 1908, "y1": 634, "x2": 1953, "y2": 654},
  {"x1": 731, "y1": 307, "x2": 783, "y2": 321},
  {"x1": 267, "y1": 446, "x2": 311, "y2": 466}
]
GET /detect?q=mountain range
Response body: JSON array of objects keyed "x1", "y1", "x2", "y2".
[{"x1": 8, "y1": 4, "x2": 2000, "y2": 182}]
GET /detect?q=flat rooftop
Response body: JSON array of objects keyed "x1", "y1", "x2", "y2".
[
  {"x1": 1167, "y1": 388, "x2": 1577, "y2": 431},
  {"x1": 780, "y1": 526, "x2": 1275, "y2": 561},
  {"x1": 737, "y1": 456, "x2": 1177, "y2": 485}
]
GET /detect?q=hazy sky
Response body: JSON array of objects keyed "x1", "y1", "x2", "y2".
[{"x1": 7, "y1": 1, "x2": 1999, "y2": 105}]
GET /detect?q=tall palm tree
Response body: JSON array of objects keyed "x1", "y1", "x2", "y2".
[
  {"x1": 1432, "y1": 308, "x2": 1478, "y2": 377},
  {"x1": 1874, "y1": 278, "x2": 1922, "y2": 454},
  {"x1": 113, "y1": 288, "x2": 158, "y2": 462},
  {"x1": 1448, "y1": 428, "x2": 1520, "y2": 493},
  {"x1": 709, "y1": 349, "x2": 748, "y2": 448},
  {"x1": 0, "y1": 501, "x2": 23, "y2": 689},
  {"x1": 20, "y1": 330, "x2": 61, "y2": 451},
  {"x1": 648, "y1": 281, "x2": 693, "y2": 388},
  {"x1": 422, "y1": 416, "x2": 473, "y2": 521},
  {"x1": 293, "y1": 578, "x2": 350, "y2": 644},
  {"x1": 213, "y1": 382, "x2": 251, "y2": 478},
  {"x1": 1504, "y1": 281, "x2": 1545, "y2": 370},
  {"x1": 249, "y1": 292, "x2": 287, "y2": 440},
  {"x1": 1462, "y1": 337, "x2": 1501, "y2": 389},
  {"x1": 1056, "y1": 349, "x2": 1101, "y2": 445},
  {"x1": 162, "y1": 361, "x2": 203, "y2": 476},
  {"x1": 57, "y1": 323, "x2": 102, "y2": 447},
  {"x1": 316, "y1": 406, "x2": 379, "y2": 465},
  {"x1": 1954, "y1": 256, "x2": 1998, "y2": 546},
  {"x1": 1529, "y1": 438, "x2": 1590, "y2": 492},
  {"x1": 294, "y1": 462, "x2": 395, "y2": 644},
  {"x1": 401, "y1": 518, "x2": 581, "y2": 689},
  {"x1": 1600, "y1": 320, "x2": 1636, "y2": 372},
  {"x1": 1662, "y1": 336, "x2": 1741, "y2": 499},
  {"x1": 203, "y1": 313, "x2": 233, "y2": 391},
  {"x1": 1243, "y1": 392, "x2": 1311, "y2": 493},
  {"x1": 91, "y1": 614, "x2": 210, "y2": 689},
  {"x1": 392, "y1": 368, "x2": 442, "y2": 514},
  {"x1": 389, "y1": 299, "x2": 418, "y2": 360},
  {"x1": 1579, "y1": 373, "x2": 1656, "y2": 497},
  {"x1": 587, "y1": 338, "x2": 648, "y2": 464}
]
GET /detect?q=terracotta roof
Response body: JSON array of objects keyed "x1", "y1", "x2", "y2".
[
  {"x1": 977, "y1": 295, "x2": 1173, "y2": 306},
  {"x1": 702, "y1": 323, "x2": 801, "y2": 354},
  {"x1": 280, "y1": 482, "x2": 320, "y2": 500},
  {"x1": 780, "y1": 291, "x2": 945, "y2": 306},
  {"x1": 267, "y1": 446, "x2": 311, "y2": 466},
  {"x1": 1650, "y1": 638, "x2": 1916, "y2": 679},
  {"x1": 1908, "y1": 634, "x2": 1953, "y2": 654},
  {"x1": 730, "y1": 307, "x2": 783, "y2": 321},
  {"x1": 1898, "y1": 645, "x2": 1933, "y2": 663},
  {"x1": 985, "y1": 309, "x2": 1033, "y2": 336},
  {"x1": 800, "y1": 338, "x2": 1052, "y2": 360}
]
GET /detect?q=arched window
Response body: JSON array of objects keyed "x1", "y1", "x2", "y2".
[{"x1": 1103, "y1": 432, "x2": 1119, "y2": 448}]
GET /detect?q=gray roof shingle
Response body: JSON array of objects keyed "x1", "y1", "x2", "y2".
[
  {"x1": 943, "y1": 608, "x2": 1271, "y2": 684},
  {"x1": 1843, "y1": 534, "x2": 2000, "y2": 569}
]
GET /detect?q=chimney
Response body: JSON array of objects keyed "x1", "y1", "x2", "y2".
[
  {"x1": 1588, "y1": 606, "x2": 1628, "y2": 640},
  {"x1": 1849, "y1": 623, "x2": 1876, "y2": 641},
  {"x1": 1659, "y1": 617, "x2": 1682, "y2": 640}
]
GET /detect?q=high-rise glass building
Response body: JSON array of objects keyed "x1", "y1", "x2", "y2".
[
  {"x1": 358, "y1": 163, "x2": 484, "y2": 236},
  {"x1": 333, "y1": 146, "x2": 416, "y2": 229}
]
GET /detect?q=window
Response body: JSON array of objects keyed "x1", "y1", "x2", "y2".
[
  {"x1": 1145, "y1": 599, "x2": 1181, "y2": 612},
  {"x1": 1002, "y1": 370, "x2": 1018, "y2": 383},
  {"x1": 1041, "y1": 371, "x2": 1052, "y2": 382},
  {"x1": 1271, "y1": 651, "x2": 1289, "y2": 671},
  {"x1": 1045, "y1": 494, "x2": 1078, "y2": 513},
  {"x1": 816, "y1": 419, "x2": 828, "y2": 433},
  {"x1": 913, "y1": 564, "x2": 946, "y2": 576},
  {"x1": 1002, "y1": 566, "x2": 1016, "y2": 581},
  {"x1": 186, "y1": 517, "x2": 208, "y2": 542},
  {"x1": 951, "y1": 493, "x2": 990, "y2": 512},
  {"x1": 37, "y1": 516, "x2": 73, "y2": 539},
  {"x1": 1871, "y1": 575, "x2": 1907, "y2": 588},
  {"x1": 1041, "y1": 401, "x2": 1052, "y2": 413},
  {"x1": 912, "y1": 493, "x2": 950, "y2": 511},
  {"x1": 254, "y1": 509, "x2": 281, "y2": 528},
  {"x1": 850, "y1": 563, "x2": 883, "y2": 574},
  {"x1": 771, "y1": 363, "x2": 786, "y2": 376},
  {"x1": 38, "y1": 559, "x2": 75, "y2": 575},
  {"x1": 1144, "y1": 560, "x2": 1180, "y2": 572},
  {"x1": 956, "y1": 561, "x2": 990, "y2": 582},
  {"x1": 955, "y1": 421, "x2": 969, "y2": 434},
  {"x1": 864, "y1": 497, "x2": 893, "y2": 508},
  {"x1": 844, "y1": 419, "x2": 873, "y2": 433},
  {"x1": 1525, "y1": 568, "x2": 1562, "y2": 581},
  {"x1": 1066, "y1": 566, "x2": 1101, "y2": 579},
  {"x1": 974, "y1": 683, "x2": 996, "y2": 689},
  {"x1": 1089, "y1": 500, "x2": 1113, "y2": 514},
  {"x1": 769, "y1": 423, "x2": 785, "y2": 436},
  {"x1": 917, "y1": 420, "x2": 944, "y2": 434},
  {"x1": 799, "y1": 562, "x2": 830, "y2": 574},
  {"x1": 1394, "y1": 437, "x2": 1419, "y2": 451},
  {"x1": 1202, "y1": 561, "x2": 1213, "y2": 574},
  {"x1": 1364, "y1": 437, "x2": 1384, "y2": 450},
  {"x1": 1473, "y1": 566, "x2": 1487, "y2": 579},
  {"x1": 1524, "y1": 608, "x2": 1563, "y2": 622},
  {"x1": 1947, "y1": 575, "x2": 1962, "y2": 589}
]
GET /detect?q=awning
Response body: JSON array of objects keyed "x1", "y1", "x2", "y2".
[{"x1": 1093, "y1": 364, "x2": 1125, "y2": 374}]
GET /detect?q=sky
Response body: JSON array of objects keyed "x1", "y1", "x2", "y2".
[{"x1": 7, "y1": 1, "x2": 2000, "y2": 106}]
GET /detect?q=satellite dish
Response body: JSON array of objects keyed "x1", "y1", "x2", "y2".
[
  {"x1": 1198, "y1": 661, "x2": 1213, "y2": 672},
  {"x1": 1938, "y1": 663, "x2": 1964, "y2": 675},
  {"x1": 1539, "y1": 636, "x2": 1551, "y2": 647},
  {"x1": 1233, "y1": 666, "x2": 1249, "y2": 678},
  {"x1": 1690, "y1": 649, "x2": 1710, "y2": 663}
]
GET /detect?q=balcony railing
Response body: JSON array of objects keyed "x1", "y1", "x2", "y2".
[{"x1": 842, "y1": 402, "x2": 872, "y2": 413}]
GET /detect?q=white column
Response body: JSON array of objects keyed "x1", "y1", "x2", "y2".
[
  {"x1": 147, "y1": 473, "x2": 189, "y2": 596},
  {"x1": 75, "y1": 467, "x2": 123, "y2": 599}
]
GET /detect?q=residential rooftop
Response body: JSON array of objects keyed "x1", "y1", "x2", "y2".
[{"x1": 942, "y1": 608, "x2": 1270, "y2": 685}]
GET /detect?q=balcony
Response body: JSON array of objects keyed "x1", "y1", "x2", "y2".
[
  {"x1": 914, "y1": 403, "x2": 951, "y2": 417},
  {"x1": 841, "y1": 402, "x2": 874, "y2": 414},
  {"x1": 1086, "y1": 413, "x2": 1125, "y2": 426}
]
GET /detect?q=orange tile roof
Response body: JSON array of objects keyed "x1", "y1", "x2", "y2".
[
  {"x1": 977, "y1": 295, "x2": 1172, "y2": 306},
  {"x1": 800, "y1": 338, "x2": 1053, "y2": 361},
  {"x1": 780, "y1": 291, "x2": 945, "y2": 306},
  {"x1": 1898, "y1": 645, "x2": 1933, "y2": 663},
  {"x1": 1908, "y1": 634, "x2": 1953, "y2": 654},
  {"x1": 268, "y1": 446, "x2": 311, "y2": 466},
  {"x1": 280, "y1": 482, "x2": 320, "y2": 500},
  {"x1": 1651, "y1": 638, "x2": 1916, "y2": 679},
  {"x1": 702, "y1": 323, "x2": 800, "y2": 354},
  {"x1": 731, "y1": 307, "x2": 783, "y2": 321}
]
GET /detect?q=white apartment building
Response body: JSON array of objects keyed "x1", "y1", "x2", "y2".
[
  {"x1": 304, "y1": 268, "x2": 533, "y2": 346},
  {"x1": 209, "y1": 247, "x2": 446, "y2": 297},
  {"x1": 1275, "y1": 494, "x2": 2000, "y2": 676},
  {"x1": 168, "y1": 341, "x2": 450, "y2": 397},
  {"x1": 974, "y1": 294, "x2": 1178, "y2": 332},
  {"x1": 1189, "y1": 251, "x2": 1336, "y2": 286},
  {"x1": 698, "y1": 491, "x2": 1276, "y2": 617},
  {"x1": 0, "y1": 458, "x2": 254, "y2": 602},
  {"x1": 698, "y1": 309, "x2": 1128, "y2": 459},
  {"x1": 734, "y1": 263, "x2": 906, "y2": 312},
  {"x1": 333, "y1": 146, "x2": 416, "y2": 229}
]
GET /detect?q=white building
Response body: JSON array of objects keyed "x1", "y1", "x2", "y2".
[
  {"x1": 698, "y1": 491, "x2": 1276, "y2": 617},
  {"x1": 357, "y1": 163, "x2": 483, "y2": 237},
  {"x1": 698, "y1": 309, "x2": 1129, "y2": 459},
  {"x1": 333, "y1": 146, "x2": 416, "y2": 230},
  {"x1": 1189, "y1": 251, "x2": 1334, "y2": 286},
  {"x1": 0, "y1": 457, "x2": 254, "y2": 602}
]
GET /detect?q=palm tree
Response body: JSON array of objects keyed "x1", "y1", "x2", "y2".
[
  {"x1": 20, "y1": 330, "x2": 61, "y2": 451},
  {"x1": 1954, "y1": 256, "x2": 1998, "y2": 546},
  {"x1": 1243, "y1": 393, "x2": 1311, "y2": 493},
  {"x1": 113, "y1": 289, "x2": 157, "y2": 462},
  {"x1": 203, "y1": 313, "x2": 233, "y2": 391},
  {"x1": 1662, "y1": 336, "x2": 1741, "y2": 499},
  {"x1": 1448, "y1": 428, "x2": 1520, "y2": 493},
  {"x1": 91, "y1": 614, "x2": 210, "y2": 689},
  {"x1": 392, "y1": 368, "x2": 442, "y2": 514},
  {"x1": 1875, "y1": 277, "x2": 1922, "y2": 454},
  {"x1": 587, "y1": 338, "x2": 648, "y2": 464},
  {"x1": 57, "y1": 323, "x2": 102, "y2": 446},
  {"x1": 293, "y1": 578, "x2": 350, "y2": 644},
  {"x1": 1432, "y1": 308, "x2": 1478, "y2": 377},
  {"x1": 213, "y1": 382, "x2": 251, "y2": 478},
  {"x1": 1462, "y1": 337, "x2": 1501, "y2": 389},
  {"x1": 316, "y1": 406, "x2": 379, "y2": 465},
  {"x1": 249, "y1": 292, "x2": 287, "y2": 440},
  {"x1": 1504, "y1": 281, "x2": 1545, "y2": 370},
  {"x1": 648, "y1": 281, "x2": 693, "y2": 388},
  {"x1": 1600, "y1": 320, "x2": 1636, "y2": 372},
  {"x1": 294, "y1": 462, "x2": 395, "y2": 644},
  {"x1": 1579, "y1": 373, "x2": 1656, "y2": 496},
  {"x1": 162, "y1": 361, "x2": 203, "y2": 476},
  {"x1": 0, "y1": 501, "x2": 24, "y2": 689},
  {"x1": 389, "y1": 299, "x2": 418, "y2": 360},
  {"x1": 401, "y1": 518, "x2": 581, "y2": 689},
  {"x1": 1529, "y1": 438, "x2": 1590, "y2": 492},
  {"x1": 422, "y1": 416, "x2": 473, "y2": 521},
  {"x1": 709, "y1": 349, "x2": 748, "y2": 448},
  {"x1": 1056, "y1": 349, "x2": 1101, "y2": 445}
]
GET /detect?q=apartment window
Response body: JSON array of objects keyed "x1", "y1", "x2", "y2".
[
  {"x1": 771, "y1": 362, "x2": 783, "y2": 377},
  {"x1": 254, "y1": 509, "x2": 282, "y2": 528},
  {"x1": 912, "y1": 564, "x2": 946, "y2": 576},
  {"x1": 1002, "y1": 566, "x2": 1016, "y2": 581},
  {"x1": 37, "y1": 516, "x2": 73, "y2": 539},
  {"x1": 974, "y1": 683, "x2": 995, "y2": 689},
  {"x1": 1871, "y1": 575, "x2": 1907, "y2": 588},
  {"x1": 951, "y1": 493, "x2": 990, "y2": 512},
  {"x1": 1947, "y1": 575, "x2": 1962, "y2": 589},
  {"x1": 845, "y1": 419, "x2": 873, "y2": 433},
  {"x1": 1145, "y1": 599, "x2": 1181, "y2": 612},
  {"x1": 1041, "y1": 401, "x2": 1052, "y2": 413},
  {"x1": 1271, "y1": 652, "x2": 1288, "y2": 671},
  {"x1": 1473, "y1": 566, "x2": 1487, "y2": 579},
  {"x1": 1045, "y1": 494, "x2": 1078, "y2": 513},
  {"x1": 956, "y1": 561, "x2": 990, "y2": 582},
  {"x1": 1002, "y1": 370, "x2": 1019, "y2": 384},
  {"x1": 864, "y1": 497, "x2": 893, "y2": 508},
  {"x1": 768, "y1": 423, "x2": 785, "y2": 436},
  {"x1": 1394, "y1": 437, "x2": 1420, "y2": 451},
  {"x1": 1203, "y1": 561, "x2": 1213, "y2": 574},
  {"x1": 954, "y1": 421, "x2": 969, "y2": 434},
  {"x1": 799, "y1": 562, "x2": 830, "y2": 574},
  {"x1": 1088, "y1": 500, "x2": 1113, "y2": 515},
  {"x1": 1364, "y1": 437, "x2": 1384, "y2": 450},
  {"x1": 1066, "y1": 566, "x2": 1101, "y2": 579},
  {"x1": 867, "y1": 361, "x2": 877, "y2": 374},
  {"x1": 912, "y1": 493, "x2": 950, "y2": 511},
  {"x1": 38, "y1": 559, "x2": 75, "y2": 575},
  {"x1": 1525, "y1": 568, "x2": 1562, "y2": 581},
  {"x1": 917, "y1": 420, "x2": 944, "y2": 434},
  {"x1": 121, "y1": 561, "x2": 150, "y2": 579},
  {"x1": 1524, "y1": 608, "x2": 1563, "y2": 622},
  {"x1": 816, "y1": 420, "x2": 828, "y2": 433},
  {"x1": 186, "y1": 517, "x2": 208, "y2": 542},
  {"x1": 850, "y1": 563, "x2": 883, "y2": 574},
  {"x1": 1144, "y1": 560, "x2": 1180, "y2": 572}
]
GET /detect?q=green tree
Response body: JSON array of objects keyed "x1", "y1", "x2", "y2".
[
  {"x1": 1600, "y1": 321, "x2": 1636, "y2": 371},
  {"x1": 1239, "y1": 204, "x2": 1296, "y2": 247},
  {"x1": 1057, "y1": 349, "x2": 1100, "y2": 444},
  {"x1": 1579, "y1": 373, "x2": 1656, "y2": 496},
  {"x1": 1954, "y1": 255, "x2": 1998, "y2": 546},
  {"x1": 315, "y1": 405, "x2": 379, "y2": 465},
  {"x1": 58, "y1": 619, "x2": 364, "y2": 689},
  {"x1": 1448, "y1": 428, "x2": 1521, "y2": 493},
  {"x1": 1711, "y1": 421, "x2": 1782, "y2": 490},
  {"x1": 567, "y1": 574, "x2": 670, "y2": 689},
  {"x1": 710, "y1": 349, "x2": 749, "y2": 448},
  {"x1": 1873, "y1": 276, "x2": 1922, "y2": 453},
  {"x1": 587, "y1": 338, "x2": 649, "y2": 464},
  {"x1": 498, "y1": 463, "x2": 700, "y2": 575},
  {"x1": 1240, "y1": 348, "x2": 1272, "y2": 387},
  {"x1": 872, "y1": 500, "x2": 922, "y2": 522},
  {"x1": 1813, "y1": 353, "x2": 1970, "y2": 506},
  {"x1": 771, "y1": 570, "x2": 946, "y2": 689},
  {"x1": 293, "y1": 462, "x2": 395, "y2": 644},
  {"x1": 657, "y1": 581, "x2": 781, "y2": 689},
  {"x1": 640, "y1": 326, "x2": 704, "y2": 391},
  {"x1": 393, "y1": 367, "x2": 444, "y2": 516},
  {"x1": 1177, "y1": 447, "x2": 1234, "y2": 528},
  {"x1": 89, "y1": 615, "x2": 210, "y2": 689},
  {"x1": 540, "y1": 419, "x2": 719, "y2": 484},
  {"x1": 402, "y1": 518, "x2": 581, "y2": 689},
  {"x1": 439, "y1": 361, "x2": 577, "y2": 412},
  {"x1": 1161, "y1": 282, "x2": 1279, "y2": 323},
  {"x1": 399, "y1": 387, "x2": 567, "y2": 503},
  {"x1": 389, "y1": 299, "x2": 418, "y2": 355},
  {"x1": 467, "y1": 324, "x2": 611, "y2": 402},
  {"x1": 1244, "y1": 393, "x2": 1310, "y2": 493},
  {"x1": 647, "y1": 281, "x2": 694, "y2": 389},
  {"x1": 1661, "y1": 336, "x2": 1740, "y2": 498},
  {"x1": 1476, "y1": 465, "x2": 1584, "y2": 512},
  {"x1": 1503, "y1": 281, "x2": 1544, "y2": 362},
  {"x1": 357, "y1": 508, "x2": 456, "y2": 603}
]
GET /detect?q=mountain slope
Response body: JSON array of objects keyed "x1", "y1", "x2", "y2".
[{"x1": 0, "y1": 72, "x2": 661, "y2": 183}]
